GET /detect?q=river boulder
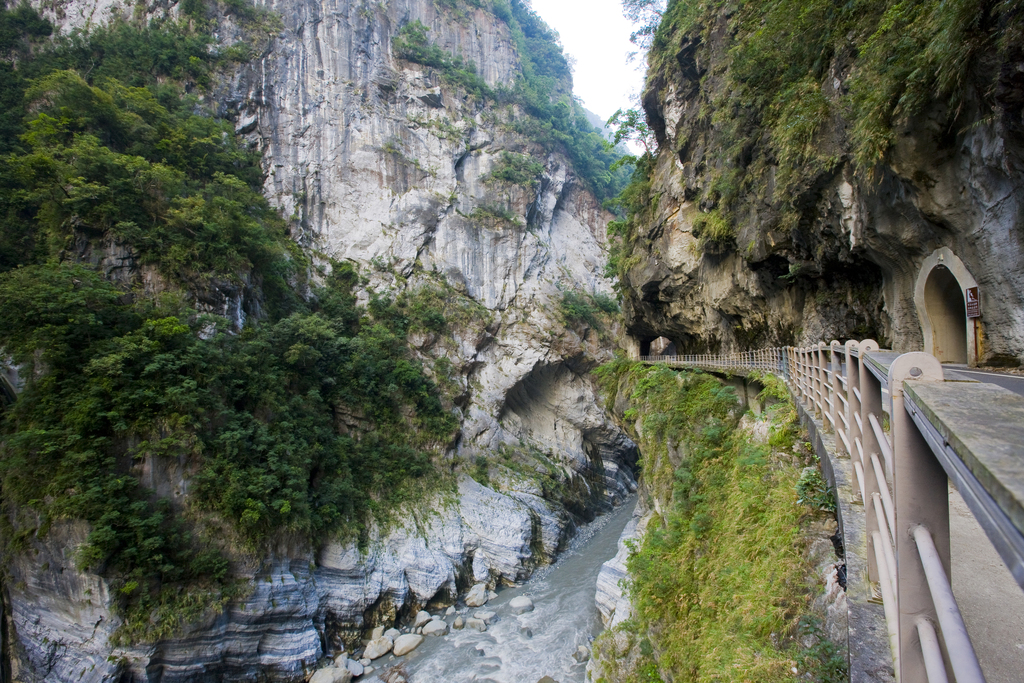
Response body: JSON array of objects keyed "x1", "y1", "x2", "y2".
[
  {"x1": 363, "y1": 636, "x2": 393, "y2": 660},
  {"x1": 473, "y1": 610, "x2": 497, "y2": 624},
  {"x1": 465, "y1": 583, "x2": 489, "y2": 607},
  {"x1": 466, "y1": 617, "x2": 487, "y2": 632},
  {"x1": 510, "y1": 596, "x2": 534, "y2": 614},
  {"x1": 310, "y1": 667, "x2": 353, "y2": 683},
  {"x1": 393, "y1": 633, "x2": 424, "y2": 656},
  {"x1": 422, "y1": 619, "x2": 448, "y2": 636}
]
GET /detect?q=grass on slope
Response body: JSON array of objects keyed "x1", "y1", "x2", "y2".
[{"x1": 592, "y1": 360, "x2": 845, "y2": 682}]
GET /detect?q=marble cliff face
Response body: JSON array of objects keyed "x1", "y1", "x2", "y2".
[
  {"x1": 6, "y1": 0, "x2": 637, "y2": 680},
  {"x1": 622, "y1": 8, "x2": 1024, "y2": 364}
]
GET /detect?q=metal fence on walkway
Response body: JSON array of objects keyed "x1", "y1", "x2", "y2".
[{"x1": 639, "y1": 341, "x2": 1024, "y2": 683}]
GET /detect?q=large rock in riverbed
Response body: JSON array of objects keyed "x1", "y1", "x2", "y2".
[
  {"x1": 393, "y1": 634, "x2": 424, "y2": 656},
  {"x1": 363, "y1": 636, "x2": 393, "y2": 660},
  {"x1": 422, "y1": 619, "x2": 448, "y2": 636},
  {"x1": 473, "y1": 610, "x2": 497, "y2": 624},
  {"x1": 465, "y1": 583, "x2": 489, "y2": 607},
  {"x1": 510, "y1": 596, "x2": 534, "y2": 614},
  {"x1": 310, "y1": 667, "x2": 353, "y2": 683}
]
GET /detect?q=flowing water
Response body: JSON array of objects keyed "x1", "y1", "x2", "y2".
[{"x1": 397, "y1": 496, "x2": 637, "y2": 683}]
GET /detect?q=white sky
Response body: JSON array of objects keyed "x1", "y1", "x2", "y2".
[{"x1": 531, "y1": 0, "x2": 645, "y2": 125}]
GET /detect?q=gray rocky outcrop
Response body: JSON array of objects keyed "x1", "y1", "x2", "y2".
[{"x1": 595, "y1": 511, "x2": 651, "y2": 629}]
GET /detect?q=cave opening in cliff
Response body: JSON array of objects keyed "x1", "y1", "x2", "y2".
[{"x1": 924, "y1": 264, "x2": 968, "y2": 363}]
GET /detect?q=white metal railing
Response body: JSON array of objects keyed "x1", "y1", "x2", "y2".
[{"x1": 639, "y1": 339, "x2": 1024, "y2": 683}]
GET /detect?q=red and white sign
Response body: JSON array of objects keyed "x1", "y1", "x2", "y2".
[{"x1": 966, "y1": 287, "x2": 980, "y2": 318}]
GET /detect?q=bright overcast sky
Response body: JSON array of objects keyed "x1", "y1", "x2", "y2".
[{"x1": 531, "y1": 0, "x2": 645, "y2": 124}]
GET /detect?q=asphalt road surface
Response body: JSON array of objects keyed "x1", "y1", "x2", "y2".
[{"x1": 944, "y1": 365, "x2": 1024, "y2": 397}]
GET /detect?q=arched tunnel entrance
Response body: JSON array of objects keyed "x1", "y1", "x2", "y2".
[
  {"x1": 924, "y1": 265, "x2": 968, "y2": 363},
  {"x1": 914, "y1": 248, "x2": 979, "y2": 366},
  {"x1": 638, "y1": 336, "x2": 676, "y2": 358}
]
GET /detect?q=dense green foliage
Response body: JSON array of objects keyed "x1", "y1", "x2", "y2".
[
  {"x1": 393, "y1": 20, "x2": 493, "y2": 99},
  {"x1": 644, "y1": 0, "x2": 1023, "y2": 223},
  {"x1": 591, "y1": 360, "x2": 844, "y2": 682},
  {"x1": 558, "y1": 289, "x2": 620, "y2": 330},
  {"x1": 483, "y1": 151, "x2": 545, "y2": 188},
  {"x1": 393, "y1": 0, "x2": 630, "y2": 201},
  {"x1": 602, "y1": 151, "x2": 656, "y2": 287},
  {"x1": 0, "y1": 2, "x2": 460, "y2": 643}
]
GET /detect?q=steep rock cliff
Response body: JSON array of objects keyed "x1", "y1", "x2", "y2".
[
  {"x1": 620, "y1": 1, "x2": 1024, "y2": 363},
  {"x1": 4, "y1": 0, "x2": 636, "y2": 679}
]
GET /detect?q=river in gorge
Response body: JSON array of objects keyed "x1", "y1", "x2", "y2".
[{"x1": 386, "y1": 496, "x2": 637, "y2": 683}]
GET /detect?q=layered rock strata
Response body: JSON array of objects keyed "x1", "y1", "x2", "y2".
[{"x1": 6, "y1": 0, "x2": 637, "y2": 680}]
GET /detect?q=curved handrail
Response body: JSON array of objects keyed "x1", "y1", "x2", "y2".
[{"x1": 637, "y1": 339, "x2": 1024, "y2": 683}]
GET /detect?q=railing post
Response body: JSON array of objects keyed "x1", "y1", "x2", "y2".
[
  {"x1": 811, "y1": 343, "x2": 820, "y2": 416},
  {"x1": 795, "y1": 347, "x2": 804, "y2": 399},
  {"x1": 803, "y1": 346, "x2": 812, "y2": 406},
  {"x1": 816, "y1": 342, "x2": 828, "y2": 429},
  {"x1": 856, "y1": 340, "x2": 881, "y2": 586},
  {"x1": 809, "y1": 344, "x2": 817, "y2": 414},
  {"x1": 810, "y1": 345, "x2": 819, "y2": 412},
  {"x1": 798, "y1": 347, "x2": 807, "y2": 404},
  {"x1": 888, "y1": 353, "x2": 947, "y2": 683},
  {"x1": 829, "y1": 341, "x2": 841, "y2": 435}
]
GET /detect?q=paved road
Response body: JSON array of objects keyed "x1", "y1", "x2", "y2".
[
  {"x1": 950, "y1": 484, "x2": 1024, "y2": 683},
  {"x1": 944, "y1": 365, "x2": 1024, "y2": 397}
]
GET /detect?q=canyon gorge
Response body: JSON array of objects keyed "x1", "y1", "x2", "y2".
[{"x1": 1, "y1": 0, "x2": 1022, "y2": 681}]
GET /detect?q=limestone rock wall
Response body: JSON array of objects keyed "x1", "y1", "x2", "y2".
[
  {"x1": 6, "y1": 0, "x2": 638, "y2": 680},
  {"x1": 624, "y1": 10, "x2": 1024, "y2": 364}
]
